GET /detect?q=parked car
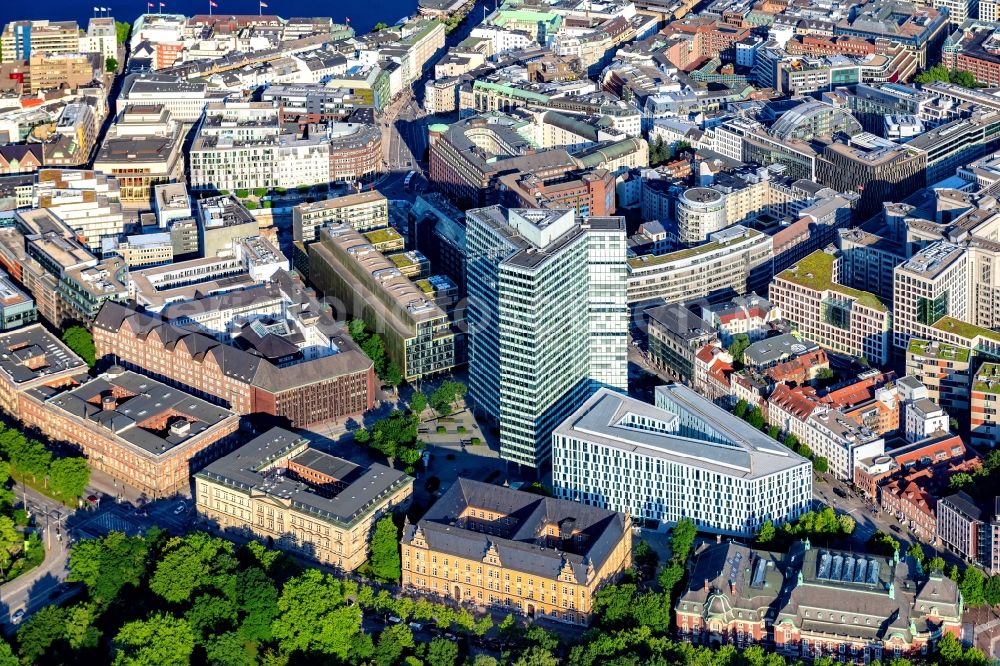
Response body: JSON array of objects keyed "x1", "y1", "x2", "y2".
[
  {"x1": 409, "y1": 622, "x2": 423, "y2": 631},
  {"x1": 389, "y1": 616, "x2": 402, "y2": 624},
  {"x1": 173, "y1": 502, "x2": 187, "y2": 515},
  {"x1": 11, "y1": 609, "x2": 25, "y2": 625}
]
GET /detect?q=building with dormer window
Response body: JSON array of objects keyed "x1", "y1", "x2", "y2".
[
  {"x1": 676, "y1": 540, "x2": 962, "y2": 660},
  {"x1": 400, "y1": 478, "x2": 631, "y2": 625}
]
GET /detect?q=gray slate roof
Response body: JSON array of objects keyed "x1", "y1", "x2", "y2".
[{"x1": 402, "y1": 478, "x2": 627, "y2": 583}]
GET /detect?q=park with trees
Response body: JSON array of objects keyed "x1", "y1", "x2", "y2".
[{"x1": 0, "y1": 512, "x2": 988, "y2": 665}]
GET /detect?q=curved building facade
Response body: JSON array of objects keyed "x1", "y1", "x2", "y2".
[{"x1": 676, "y1": 186, "x2": 727, "y2": 244}]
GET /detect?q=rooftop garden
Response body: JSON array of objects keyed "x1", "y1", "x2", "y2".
[
  {"x1": 907, "y1": 337, "x2": 972, "y2": 363},
  {"x1": 778, "y1": 251, "x2": 888, "y2": 313}
]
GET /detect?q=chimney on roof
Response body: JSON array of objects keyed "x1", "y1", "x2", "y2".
[{"x1": 101, "y1": 393, "x2": 116, "y2": 411}]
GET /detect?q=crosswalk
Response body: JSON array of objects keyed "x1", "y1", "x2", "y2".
[{"x1": 77, "y1": 511, "x2": 143, "y2": 537}]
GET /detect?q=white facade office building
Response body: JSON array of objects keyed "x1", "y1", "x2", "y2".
[
  {"x1": 466, "y1": 206, "x2": 627, "y2": 469},
  {"x1": 551, "y1": 384, "x2": 813, "y2": 536}
]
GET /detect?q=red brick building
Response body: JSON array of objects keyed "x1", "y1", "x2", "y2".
[
  {"x1": 499, "y1": 168, "x2": 615, "y2": 216},
  {"x1": 677, "y1": 541, "x2": 962, "y2": 660},
  {"x1": 23, "y1": 367, "x2": 240, "y2": 498},
  {"x1": 92, "y1": 302, "x2": 375, "y2": 428}
]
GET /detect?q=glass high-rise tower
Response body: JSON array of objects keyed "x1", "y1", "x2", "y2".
[{"x1": 465, "y1": 207, "x2": 627, "y2": 468}]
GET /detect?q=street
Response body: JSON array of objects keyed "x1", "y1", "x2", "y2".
[{"x1": 0, "y1": 485, "x2": 71, "y2": 628}]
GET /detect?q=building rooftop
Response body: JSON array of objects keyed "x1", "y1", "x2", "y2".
[
  {"x1": 644, "y1": 303, "x2": 716, "y2": 342},
  {"x1": 556, "y1": 386, "x2": 810, "y2": 479},
  {"x1": 777, "y1": 250, "x2": 888, "y2": 312},
  {"x1": 402, "y1": 477, "x2": 627, "y2": 584},
  {"x1": 973, "y1": 363, "x2": 1000, "y2": 395},
  {"x1": 315, "y1": 222, "x2": 447, "y2": 330},
  {"x1": 46, "y1": 368, "x2": 235, "y2": 456},
  {"x1": 906, "y1": 338, "x2": 971, "y2": 363},
  {"x1": 932, "y1": 316, "x2": 1000, "y2": 345},
  {"x1": 93, "y1": 301, "x2": 373, "y2": 393},
  {"x1": 744, "y1": 333, "x2": 818, "y2": 366},
  {"x1": 197, "y1": 427, "x2": 412, "y2": 526},
  {"x1": 0, "y1": 324, "x2": 85, "y2": 385},
  {"x1": 897, "y1": 241, "x2": 966, "y2": 280}
]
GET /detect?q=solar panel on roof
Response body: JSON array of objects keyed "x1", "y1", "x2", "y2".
[
  {"x1": 832, "y1": 555, "x2": 843, "y2": 581},
  {"x1": 867, "y1": 560, "x2": 879, "y2": 584}
]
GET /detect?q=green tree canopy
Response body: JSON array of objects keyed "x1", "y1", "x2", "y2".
[
  {"x1": 369, "y1": 515, "x2": 401, "y2": 583},
  {"x1": 270, "y1": 569, "x2": 361, "y2": 658},
  {"x1": 61, "y1": 326, "x2": 96, "y2": 367},
  {"x1": 149, "y1": 533, "x2": 238, "y2": 603},
  {"x1": 112, "y1": 613, "x2": 195, "y2": 666}
]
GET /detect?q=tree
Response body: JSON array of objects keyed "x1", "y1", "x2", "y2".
[
  {"x1": 513, "y1": 646, "x2": 560, "y2": 666},
  {"x1": 914, "y1": 64, "x2": 951, "y2": 85},
  {"x1": 950, "y1": 472, "x2": 975, "y2": 492},
  {"x1": 113, "y1": 614, "x2": 195, "y2": 666},
  {"x1": 0, "y1": 515, "x2": 20, "y2": 575},
  {"x1": 865, "y1": 531, "x2": 898, "y2": 557},
  {"x1": 746, "y1": 406, "x2": 765, "y2": 429},
  {"x1": 633, "y1": 539, "x2": 658, "y2": 568},
  {"x1": 149, "y1": 533, "x2": 238, "y2": 603},
  {"x1": 767, "y1": 425, "x2": 780, "y2": 440},
  {"x1": 383, "y1": 360, "x2": 403, "y2": 387},
  {"x1": 937, "y1": 632, "x2": 964, "y2": 666},
  {"x1": 523, "y1": 481, "x2": 552, "y2": 497},
  {"x1": 960, "y1": 566, "x2": 987, "y2": 606},
  {"x1": 105, "y1": 57, "x2": 118, "y2": 72},
  {"x1": 370, "y1": 516, "x2": 401, "y2": 583},
  {"x1": 422, "y1": 637, "x2": 459, "y2": 666},
  {"x1": 755, "y1": 519, "x2": 776, "y2": 545},
  {"x1": 813, "y1": 456, "x2": 829, "y2": 474},
  {"x1": 185, "y1": 593, "x2": 238, "y2": 639},
  {"x1": 0, "y1": 641, "x2": 15, "y2": 666},
  {"x1": 63, "y1": 603, "x2": 101, "y2": 652},
  {"x1": 950, "y1": 69, "x2": 979, "y2": 88},
  {"x1": 729, "y1": 334, "x2": 750, "y2": 365},
  {"x1": 986, "y1": 574, "x2": 1000, "y2": 606},
  {"x1": 48, "y1": 457, "x2": 90, "y2": 499},
  {"x1": 16, "y1": 606, "x2": 67, "y2": 663},
  {"x1": 816, "y1": 367, "x2": 835, "y2": 381},
  {"x1": 115, "y1": 21, "x2": 131, "y2": 44},
  {"x1": 658, "y1": 562, "x2": 684, "y2": 595},
  {"x1": 669, "y1": 518, "x2": 697, "y2": 564},
  {"x1": 410, "y1": 392, "x2": 427, "y2": 416},
  {"x1": 68, "y1": 531, "x2": 150, "y2": 603},
  {"x1": 204, "y1": 632, "x2": 256, "y2": 666},
  {"x1": 733, "y1": 399, "x2": 748, "y2": 420},
  {"x1": 783, "y1": 433, "x2": 799, "y2": 450},
  {"x1": 928, "y1": 556, "x2": 946, "y2": 572},
  {"x1": 373, "y1": 22, "x2": 390, "y2": 31},
  {"x1": 62, "y1": 326, "x2": 96, "y2": 367},
  {"x1": 375, "y1": 624, "x2": 414, "y2": 666},
  {"x1": 361, "y1": 334, "x2": 387, "y2": 376},
  {"x1": 907, "y1": 543, "x2": 925, "y2": 565},
  {"x1": 348, "y1": 319, "x2": 367, "y2": 341},
  {"x1": 430, "y1": 381, "x2": 468, "y2": 415},
  {"x1": 270, "y1": 569, "x2": 361, "y2": 658},
  {"x1": 235, "y1": 567, "x2": 279, "y2": 642}
]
